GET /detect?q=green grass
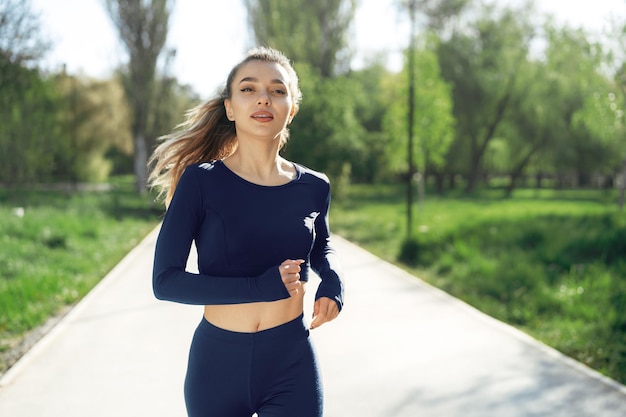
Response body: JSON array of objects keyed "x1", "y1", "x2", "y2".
[
  {"x1": 331, "y1": 184, "x2": 626, "y2": 383},
  {"x1": 0, "y1": 177, "x2": 162, "y2": 371}
]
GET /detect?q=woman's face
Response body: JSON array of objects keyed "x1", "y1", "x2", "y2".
[{"x1": 224, "y1": 60, "x2": 296, "y2": 141}]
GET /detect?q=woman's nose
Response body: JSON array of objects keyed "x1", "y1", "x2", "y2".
[{"x1": 257, "y1": 91, "x2": 270, "y2": 106}]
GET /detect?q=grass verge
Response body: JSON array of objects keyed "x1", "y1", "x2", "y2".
[
  {"x1": 331, "y1": 184, "x2": 626, "y2": 384},
  {"x1": 0, "y1": 177, "x2": 162, "y2": 375}
]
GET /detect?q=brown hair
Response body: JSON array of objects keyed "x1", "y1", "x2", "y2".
[{"x1": 148, "y1": 47, "x2": 302, "y2": 205}]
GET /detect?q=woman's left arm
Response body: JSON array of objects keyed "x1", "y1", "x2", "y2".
[{"x1": 309, "y1": 186, "x2": 344, "y2": 328}]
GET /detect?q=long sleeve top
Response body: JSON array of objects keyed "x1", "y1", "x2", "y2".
[{"x1": 152, "y1": 160, "x2": 344, "y2": 311}]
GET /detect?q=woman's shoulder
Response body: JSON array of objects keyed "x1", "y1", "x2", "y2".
[
  {"x1": 293, "y1": 162, "x2": 330, "y2": 185},
  {"x1": 177, "y1": 161, "x2": 227, "y2": 193},
  {"x1": 188, "y1": 160, "x2": 219, "y2": 173},
  {"x1": 182, "y1": 160, "x2": 225, "y2": 179}
]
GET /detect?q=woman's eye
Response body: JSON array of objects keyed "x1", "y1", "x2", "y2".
[{"x1": 239, "y1": 86, "x2": 286, "y2": 95}]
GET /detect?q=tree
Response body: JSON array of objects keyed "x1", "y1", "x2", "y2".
[
  {"x1": 614, "y1": 67, "x2": 626, "y2": 209},
  {"x1": 613, "y1": 19, "x2": 626, "y2": 209},
  {"x1": 383, "y1": 34, "x2": 455, "y2": 201},
  {"x1": 574, "y1": 74, "x2": 626, "y2": 209},
  {"x1": 395, "y1": 0, "x2": 468, "y2": 237},
  {"x1": 490, "y1": 58, "x2": 555, "y2": 197},
  {"x1": 535, "y1": 25, "x2": 618, "y2": 189},
  {"x1": 243, "y1": 0, "x2": 366, "y2": 195},
  {"x1": 104, "y1": 0, "x2": 173, "y2": 193},
  {"x1": 0, "y1": 0, "x2": 49, "y2": 65},
  {"x1": 345, "y1": 59, "x2": 397, "y2": 183},
  {"x1": 405, "y1": 0, "x2": 418, "y2": 236},
  {"x1": 0, "y1": 63, "x2": 62, "y2": 185},
  {"x1": 437, "y1": 4, "x2": 535, "y2": 193},
  {"x1": 243, "y1": 0, "x2": 356, "y2": 77},
  {"x1": 0, "y1": 0, "x2": 60, "y2": 186},
  {"x1": 398, "y1": 0, "x2": 470, "y2": 33},
  {"x1": 284, "y1": 63, "x2": 365, "y2": 192},
  {"x1": 53, "y1": 73, "x2": 135, "y2": 182}
]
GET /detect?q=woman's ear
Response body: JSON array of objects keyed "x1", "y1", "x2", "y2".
[
  {"x1": 288, "y1": 105, "x2": 296, "y2": 124},
  {"x1": 224, "y1": 99, "x2": 234, "y2": 121}
]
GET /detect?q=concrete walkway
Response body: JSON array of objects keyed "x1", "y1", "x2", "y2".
[{"x1": 1, "y1": 227, "x2": 625, "y2": 416}]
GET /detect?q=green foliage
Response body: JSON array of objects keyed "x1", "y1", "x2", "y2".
[
  {"x1": 573, "y1": 75, "x2": 625, "y2": 205},
  {"x1": 52, "y1": 74, "x2": 134, "y2": 182},
  {"x1": 5, "y1": 0, "x2": 626, "y2": 201},
  {"x1": 0, "y1": 57, "x2": 65, "y2": 184},
  {"x1": 575, "y1": 90, "x2": 624, "y2": 147},
  {"x1": 284, "y1": 63, "x2": 366, "y2": 191},
  {"x1": 399, "y1": 0, "x2": 470, "y2": 32},
  {"x1": 345, "y1": 61, "x2": 398, "y2": 183},
  {"x1": 331, "y1": 184, "x2": 626, "y2": 383},
  {"x1": 0, "y1": 55, "x2": 194, "y2": 186},
  {"x1": 437, "y1": 3, "x2": 535, "y2": 191},
  {"x1": 536, "y1": 26, "x2": 619, "y2": 182},
  {"x1": 0, "y1": 1, "x2": 72, "y2": 185},
  {"x1": 426, "y1": 2, "x2": 625, "y2": 196},
  {"x1": 244, "y1": 0, "x2": 356, "y2": 77},
  {"x1": 398, "y1": 236, "x2": 421, "y2": 266},
  {"x1": 383, "y1": 33, "x2": 455, "y2": 175}
]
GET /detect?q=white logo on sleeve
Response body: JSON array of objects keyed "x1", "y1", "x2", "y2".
[{"x1": 303, "y1": 212, "x2": 320, "y2": 232}]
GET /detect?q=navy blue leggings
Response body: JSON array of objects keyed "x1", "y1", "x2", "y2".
[{"x1": 184, "y1": 314, "x2": 322, "y2": 417}]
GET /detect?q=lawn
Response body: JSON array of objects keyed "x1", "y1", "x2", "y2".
[
  {"x1": 0, "y1": 177, "x2": 162, "y2": 374},
  {"x1": 330, "y1": 184, "x2": 626, "y2": 384}
]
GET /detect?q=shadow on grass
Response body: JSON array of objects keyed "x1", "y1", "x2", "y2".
[{"x1": 0, "y1": 178, "x2": 165, "y2": 222}]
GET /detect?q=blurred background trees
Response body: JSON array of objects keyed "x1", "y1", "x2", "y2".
[
  {"x1": 244, "y1": 0, "x2": 356, "y2": 77},
  {"x1": 1, "y1": 0, "x2": 625, "y2": 208},
  {"x1": 104, "y1": 0, "x2": 172, "y2": 193},
  {"x1": 0, "y1": 0, "x2": 56, "y2": 185}
]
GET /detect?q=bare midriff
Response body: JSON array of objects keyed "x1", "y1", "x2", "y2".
[{"x1": 203, "y1": 282, "x2": 306, "y2": 332}]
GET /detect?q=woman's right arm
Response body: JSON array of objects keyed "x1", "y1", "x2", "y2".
[{"x1": 152, "y1": 166, "x2": 291, "y2": 305}]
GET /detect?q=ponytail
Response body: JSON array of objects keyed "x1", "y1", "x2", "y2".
[{"x1": 148, "y1": 96, "x2": 237, "y2": 205}]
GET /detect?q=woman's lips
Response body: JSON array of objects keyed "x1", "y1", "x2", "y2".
[{"x1": 251, "y1": 111, "x2": 274, "y2": 122}]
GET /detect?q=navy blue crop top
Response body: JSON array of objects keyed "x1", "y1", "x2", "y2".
[{"x1": 152, "y1": 160, "x2": 344, "y2": 311}]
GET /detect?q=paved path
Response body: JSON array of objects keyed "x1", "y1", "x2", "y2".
[{"x1": 1, "y1": 227, "x2": 626, "y2": 416}]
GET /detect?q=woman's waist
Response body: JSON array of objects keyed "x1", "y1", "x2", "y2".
[{"x1": 202, "y1": 282, "x2": 306, "y2": 332}]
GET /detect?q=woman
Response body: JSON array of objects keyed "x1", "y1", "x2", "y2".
[{"x1": 149, "y1": 47, "x2": 344, "y2": 417}]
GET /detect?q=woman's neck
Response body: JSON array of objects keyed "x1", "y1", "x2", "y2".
[{"x1": 223, "y1": 147, "x2": 295, "y2": 186}]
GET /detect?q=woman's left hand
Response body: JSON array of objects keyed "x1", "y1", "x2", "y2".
[{"x1": 310, "y1": 297, "x2": 339, "y2": 329}]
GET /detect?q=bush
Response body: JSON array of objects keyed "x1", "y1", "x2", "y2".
[{"x1": 398, "y1": 236, "x2": 421, "y2": 266}]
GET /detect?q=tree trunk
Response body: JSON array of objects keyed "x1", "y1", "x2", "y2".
[
  {"x1": 417, "y1": 170, "x2": 425, "y2": 213},
  {"x1": 505, "y1": 140, "x2": 544, "y2": 197},
  {"x1": 465, "y1": 48, "x2": 525, "y2": 194},
  {"x1": 406, "y1": 0, "x2": 418, "y2": 238},
  {"x1": 465, "y1": 88, "x2": 513, "y2": 193},
  {"x1": 434, "y1": 171, "x2": 445, "y2": 195},
  {"x1": 618, "y1": 158, "x2": 626, "y2": 210},
  {"x1": 448, "y1": 173, "x2": 456, "y2": 190},
  {"x1": 134, "y1": 133, "x2": 148, "y2": 194}
]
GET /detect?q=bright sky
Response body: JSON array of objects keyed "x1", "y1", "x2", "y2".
[{"x1": 31, "y1": 0, "x2": 625, "y2": 98}]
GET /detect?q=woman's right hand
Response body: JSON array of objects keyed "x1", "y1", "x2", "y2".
[{"x1": 279, "y1": 259, "x2": 304, "y2": 297}]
